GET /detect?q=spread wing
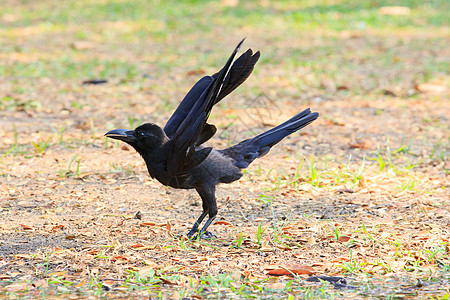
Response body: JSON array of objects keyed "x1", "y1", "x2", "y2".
[
  {"x1": 163, "y1": 41, "x2": 260, "y2": 143},
  {"x1": 163, "y1": 39, "x2": 258, "y2": 177}
]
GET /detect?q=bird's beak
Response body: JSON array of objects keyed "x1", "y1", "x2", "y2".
[{"x1": 105, "y1": 129, "x2": 136, "y2": 143}]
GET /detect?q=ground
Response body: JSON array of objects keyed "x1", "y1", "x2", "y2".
[{"x1": 0, "y1": 0, "x2": 449, "y2": 298}]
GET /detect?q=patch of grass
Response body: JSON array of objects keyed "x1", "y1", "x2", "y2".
[
  {"x1": 58, "y1": 154, "x2": 81, "y2": 178},
  {"x1": 339, "y1": 249, "x2": 362, "y2": 274},
  {"x1": 108, "y1": 163, "x2": 134, "y2": 176},
  {"x1": 255, "y1": 222, "x2": 268, "y2": 245},
  {"x1": 0, "y1": 96, "x2": 42, "y2": 111},
  {"x1": 31, "y1": 137, "x2": 51, "y2": 154}
]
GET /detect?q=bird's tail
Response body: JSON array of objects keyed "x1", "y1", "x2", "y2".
[{"x1": 220, "y1": 108, "x2": 319, "y2": 169}]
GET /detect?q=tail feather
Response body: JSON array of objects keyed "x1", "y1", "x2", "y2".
[{"x1": 220, "y1": 109, "x2": 319, "y2": 169}]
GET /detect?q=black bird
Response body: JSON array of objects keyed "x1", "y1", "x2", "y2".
[{"x1": 105, "y1": 39, "x2": 319, "y2": 239}]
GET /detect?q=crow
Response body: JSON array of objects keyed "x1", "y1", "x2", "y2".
[{"x1": 105, "y1": 39, "x2": 319, "y2": 239}]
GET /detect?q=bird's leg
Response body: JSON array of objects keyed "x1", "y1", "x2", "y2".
[
  {"x1": 188, "y1": 186, "x2": 217, "y2": 239},
  {"x1": 198, "y1": 214, "x2": 217, "y2": 239},
  {"x1": 186, "y1": 210, "x2": 207, "y2": 238}
]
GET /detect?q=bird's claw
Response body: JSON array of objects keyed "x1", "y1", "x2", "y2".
[
  {"x1": 187, "y1": 230, "x2": 216, "y2": 240},
  {"x1": 200, "y1": 231, "x2": 216, "y2": 239}
]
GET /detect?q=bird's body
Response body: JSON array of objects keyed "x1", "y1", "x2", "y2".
[
  {"x1": 147, "y1": 147, "x2": 242, "y2": 190},
  {"x1": 106, "y1": 39, "x2": 318, "y2": 238}
]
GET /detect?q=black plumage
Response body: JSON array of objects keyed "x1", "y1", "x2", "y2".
[{"x1": 105, "y1": 39, "x2": 319, "y2": 238}]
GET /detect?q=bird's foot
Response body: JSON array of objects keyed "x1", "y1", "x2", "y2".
[
  {"x1": 199, "y1": 230, "x2": 216, "y2": 239},
  {"x1": 187, "y1": 230, "x2": 216, "y2": 240}
]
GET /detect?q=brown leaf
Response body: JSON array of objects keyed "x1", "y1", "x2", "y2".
[
  {"x1": 14, "y1": 254, "x2": 32, "y2": 259},
  {"x1": 50, "y1": 224, "x2": 64, "y2": 232},
  {"x1": 135, "y1": 245, "x2": 157, "y2": 250},
  {"x1": 320, "y1": 76, "x2": 337, "y2": 93},
  {"x1": 267, "y1": 265, "x2": 315, "y2": 276},
  {"x1": 221, "y1": 0, "x2": 239, "y2": 7},
  {"x1": 338, "y1": 236, "x2": 351, "y2": 243},
  {"x1": 71, "y1": 41, "x2": 96, "y2": 50},
  {"x1": 215, "y1": 221, "x2": 233, "y2": 226},
  {"x1": 140, "y1": 222, "x2": 156, "y2": 227},
  {"x1": 186, "y1": 69, "x2": 205, "y2": 76},
  {"x1": 33, "y1": 279, "x2": 48, "y2": 288},
  {"x1": 161, "y1": 277, "x2": 176, "y2": 285},
  {"x1": 48, "y1": 271, "x2": 66, "y2": 277},
  {"x1": 415, "y1": 83, "x2": 446, "y2": 94},
  {"x1": 379, "y1": 6, "x2": 411, "y2": 16},
  {"x1": 349, "y1": 140, "x2": 371, "y2": 149},
  {"x1": 337, "y1": 85, "x2": 349, "y2": 90},
  {"x1": 111, "y1": 255, "x2": 128, "y2": 262},
  {"x1": 335, "y1": 188, "x2": 355, "y2": 194},
  {"x1": 19, "y1": 224, "x2": 33, "y2": 231},
  {"x1": 74, "y1": 280, "x2": 86, "y2": 288},
  {"x1": 6, "y1": 282, "x2": 30, "y2": 292}
]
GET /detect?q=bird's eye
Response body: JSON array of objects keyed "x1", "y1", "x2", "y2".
[{"x1": 138, "y1": 132, "x2": 145, "y2": 138}]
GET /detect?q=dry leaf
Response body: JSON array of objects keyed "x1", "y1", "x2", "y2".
[
  {"x1": 320, "y1": 76, "x2": 337, "y2": 93},
  {"x1": 6, "y1": 282, "x2": 30, "y2": 292},
  {"x1": 221, "y1": 0, "x2": 239, "y2": 7},
  {"x1": 267, "y1": 265, "x2": 315, "y2": 276},
  {"x1": 140, "y1": 222, "x2": 156, "y2": 227},
  {"x1": 33, "y1": 279, "x2": 48, "y2": 289},
  {"x1": 19, "y1": 224, "x2": 33, "y2": 231},
  {"x1": 74, "y1": 280, "x2": 86, "y2": 288},
  {"x1": 349, "y1": 140, "x2": 371, "y2": 149},
  {"x1": 215, "y1": 221, "x2": 233, "y2": 226},
  {"x1": 48, "y1": 271, "x2": 66, "y2": 277},
  {"x1": 338, "y1": 236, "x2": 351, "y2": 243},
  {"x1": 415, "y1": 83, "x2": 447, "y2": 94},
  {"x1": 379, "y1": 6, "x2": 411, "y2": 15}
]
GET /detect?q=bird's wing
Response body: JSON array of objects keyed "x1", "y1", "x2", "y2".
[
  {"x1": 164, "y1": 40, "x2": 260, "y2": 142},
  {"x1": 164, "y1": 39, "x2": 246, "y2": 177},
  {"x1": 212, "y1": 47, "x2": 260, "y2": 103}
]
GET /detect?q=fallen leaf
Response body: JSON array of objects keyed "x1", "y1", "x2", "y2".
[
  {"x1": 338, "y1": 236, "x2": 351, "y2": 243},
  {"x1": 215, "y1": 221, "x2": 233, "y2": 226},
  {"x1": 111, "y1": 255, "x2": 128, "y2": 262},
  {"x1": 19, "y1": 224, "x2": 33, "y2": 231},
  {"x1": 140, "y1": 222, "x2": 156, "y2": 227},
  {"x1": 266, "y1": 282, "x2": 286, "y2": 289},
  {"x1": 267, "y1": 265, "x2": 315, "y2": 276},
  {"x1": 320, "y1": 76, "x2": 337, "y2": 93},
  {"x1": 74, "y1": 280, "x2": 86, "y2": 288},
  {"x1": 379, "y1": 6, "x2": 411, "y2": 15},
  {"x1": 186, "y1": 69, "x2": 205, "y2": 76},
  {"x1": 6, "y1": 282, "x2": 31, "y2": 292},
  {"x1": 139, "y1": 266, "x2": 155, "y2": 278},
  {"x1": 14, "y1": 254, "x2": 32, "y2": 259},
  {"x1": 221, "y1": 0, "x2": 239, "y2": 7},
  {"x1": 48, "y1": 271, "x2": 66, "y2": 277},
  {"x1": 349, "y1": 140, "x2": 371, "y2": 149},
  {"x1": 335, "y1": 188, "x2": 355, "y2": 194},
  {"x1": 415, "y1": 83, "x2": 447, "y2": 94},
  {"x1": 33, "y1": 279, "x2": 48, "y2": 288}
]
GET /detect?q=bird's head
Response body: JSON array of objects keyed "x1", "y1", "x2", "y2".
[{"x1": 105, "y1": 123, "x2": 168, "y2": 154}]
